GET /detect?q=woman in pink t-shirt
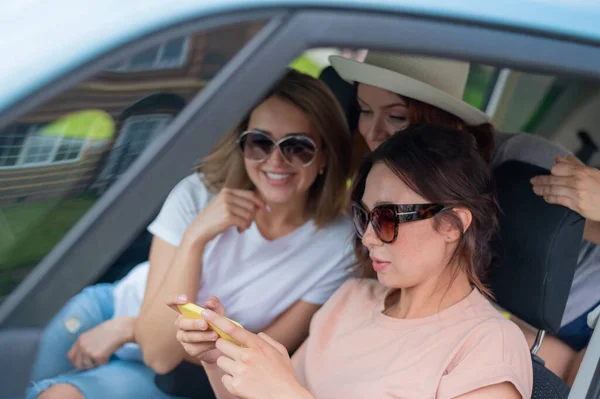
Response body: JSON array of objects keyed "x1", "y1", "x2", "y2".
[{"x1": 170, "y1": 124, "x2": 534, "y2": 399}]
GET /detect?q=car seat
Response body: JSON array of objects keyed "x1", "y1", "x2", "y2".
[{"x1": 491, "y1": 160, "x2": 584, "y2": 399}]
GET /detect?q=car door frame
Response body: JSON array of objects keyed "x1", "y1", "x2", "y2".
[{"x1": 2, "y1": 5, "x2": 600, "y2": 397}]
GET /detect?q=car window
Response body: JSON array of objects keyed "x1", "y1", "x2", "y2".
[
  {"x1": 0, "y1": 19, "x2": 266, "y2": 303},
  {"x1": 463, "y1": 64, "x2": 498, "y2": 110}
]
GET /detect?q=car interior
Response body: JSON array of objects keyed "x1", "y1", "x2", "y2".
[{"x1": 0, "y1": 8, "x2": 599, "y2": 399}]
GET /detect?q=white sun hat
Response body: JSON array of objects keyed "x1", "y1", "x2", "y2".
[{"x1": 329, "y1": 51, "x2": 490, "y2": 126}]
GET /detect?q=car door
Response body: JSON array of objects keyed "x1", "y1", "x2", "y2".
[{"x1": 1, "y1": 3, "x2": 600, "y2": 399}]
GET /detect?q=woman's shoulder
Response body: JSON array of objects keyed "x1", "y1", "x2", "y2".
[
  {"x1": 311, "y1": 214, "x2": 355, "y2": 242},
  {"x1": 458, "y1": 290, "x2": 531, "y2": 359},
  {"x1": 466, "y1": 290, "x2": 524, "y2": 331},
  {"x1": 439, "y1": 291, "x2": 533, "y2": 398},
  {"x1": 176, "y1": 172, "x2": 210, "y2": 192},
  {"x1": 168, "y1": 173, "x2": 216, "y2": 204}
]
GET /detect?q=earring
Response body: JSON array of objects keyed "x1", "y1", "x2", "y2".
[
  {"x1": 319, "y1": 168, "x2": 324, "y2": 175},
  {"x1": 445, "y1": 237, "x2": 451, "y2": 243}
]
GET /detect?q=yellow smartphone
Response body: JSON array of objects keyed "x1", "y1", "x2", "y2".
[{"x1": 172, "y1": 302, "x2": 244, "y2": 345}]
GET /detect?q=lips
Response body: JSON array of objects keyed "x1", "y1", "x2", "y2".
[
  {"x1": 370, "y1": 255, "x2": 390, "y2": 272},
  {"x1": 265, "y1": 172, "x2": 290, "y2": 180},
  {"x1": 262, "y1": 171, "x2": 294, "y2": 186}
]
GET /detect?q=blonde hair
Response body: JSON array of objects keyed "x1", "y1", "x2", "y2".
[{"x1": 197, "y1": 69, "x2": 352, "y2": 228}]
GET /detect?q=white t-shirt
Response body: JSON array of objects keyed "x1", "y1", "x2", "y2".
[{"x1": 112, "y1": 174, "x2": 355, "y2": 360}]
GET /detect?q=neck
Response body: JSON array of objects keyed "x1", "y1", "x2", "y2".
[
  {"x1": 385, "y1": 267, "x2": 473, "y2": 320},
  {"x1": 254, "y1": 192, "x2": 311, "y2": 238}
]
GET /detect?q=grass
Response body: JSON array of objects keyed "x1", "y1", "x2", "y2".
[
  {"x1": 290, "y1": 54, "x2": 323, "y2": 78},
  {"x1": 0, "y1": 194, "x2": 98, "y2": 299},
  {"x1": 463, "y1": 64, "x2": 497, "y2": 110},
  {"x1": 0, "y1": 195, "x2": 98, "y2": 270}
]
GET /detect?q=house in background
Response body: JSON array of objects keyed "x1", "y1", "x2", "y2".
[{"x1": 0, "y1": 20, "x2": 264, "y2": 205}]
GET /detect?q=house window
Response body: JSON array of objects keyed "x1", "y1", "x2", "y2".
[
  {"x1": 20, "y1": 135, "x2": 57, "y2": 165},
  {"x1": 0, "y1": 124, "x2": 35, "y2": 167},
  {"x1": 108, "y1": 36, "x2": 190, "y2": 72},
  {"x1": 98, "y1": 114, "x2": 172, "y2": 182},
  {"x1": 0, "y1": 124, "x2": 87, "y2": 169}
]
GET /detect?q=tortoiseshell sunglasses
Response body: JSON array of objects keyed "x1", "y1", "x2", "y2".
[{"x1": 352, "y1": 202, "x2": 445, "y2": 243}]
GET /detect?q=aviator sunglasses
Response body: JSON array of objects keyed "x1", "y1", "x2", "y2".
[{"x1": 237, "y1": 129, "x2": 318, "y2": 168}]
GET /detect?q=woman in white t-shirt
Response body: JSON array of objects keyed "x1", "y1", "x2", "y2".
[{"x1": 27, "y1": 70, "x2": 355, "y2": 399}]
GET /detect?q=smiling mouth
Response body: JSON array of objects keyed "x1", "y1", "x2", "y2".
[{"x1": 264, "y1": 172, "x2": 292, "y2": 180}]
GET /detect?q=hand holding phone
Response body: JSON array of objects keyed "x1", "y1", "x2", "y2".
[{"x1": 172, "y1": 302, "x2": 244, "y2": 345}]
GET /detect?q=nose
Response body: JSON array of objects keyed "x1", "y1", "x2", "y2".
[
  {"x1": 361, "y1": 222, "x2": 382, "y2": 247},
  {"x1": 264, "y1": 144, "x2": 288, "y2": 167},
  {"x1": 362, "y1": 115, "x2": 390, "y2": 150}
]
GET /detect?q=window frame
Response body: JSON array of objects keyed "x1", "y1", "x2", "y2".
[
  {"x1": 107, "y1": 36, "x2": 191, "y2": 72},
  {"x1": 1, "y1": 11, "x2": 600, "y2": 398},
  {"x1": 0, "y1": 125, "x2": 88, "y2": 170},
  {"x1": 97, "y1": 113, "x2": 173, "y2": 183},
  {"x1": 116, "y1": 114, "x2": 173, "y2": 148}
]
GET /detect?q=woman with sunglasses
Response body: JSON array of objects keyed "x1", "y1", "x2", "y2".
[
  {"x1": 27, "y1": 70, "x2": 354, "y2": 399},
  {"x1": 333, "y1": 50, "x2": 597, "y2": 385},
  {"x1": 173, "y1": 124, "x2": 532, "y2": 399}
]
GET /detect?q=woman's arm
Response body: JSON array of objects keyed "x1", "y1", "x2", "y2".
[
  {"x1": 172, "y1": 298, "x2": 320, "y2": 396},
  {"x1": 139, "y1": 237, "x2": 178, "y2": 316},
  {"x1": 262, "y1": 300, "x2": 320, "y2": 353},
  {"x1": 135, "y1": 236, "x2": 206, "y2": 374},
  {"x1": 203, "y1": 362, "x2": 240, "y2": 399},
  {"x1": 584, "y1": 220, "x2": 600, "y2": 246},
  {"x1": 201, "y1": 308, "x2": 315, "y2": 399},
  {"x1": 454, "y1": 382, "x2": 521, "y2": 399},
  {"x1": 178, "y1": 300, "x2": 319, "y2": 367},
  {"x1": 136, "y1": 188, "x2": 263, "y2": 374}
]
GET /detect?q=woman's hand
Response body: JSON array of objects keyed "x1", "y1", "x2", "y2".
[
  {"x1": 201, "y1": 308, "x2": 313, "y2": 399},
  {"x1": 68, "y1": 316, "x2": 135, "y2": 370},
  {"x1": 531, "y1": 154, "x2": 600, "y2": 221},
  {"x1": 184, "y1": 188, "x2": 265, "y2": 245},
  {"x1": 167, "y1": 295, "x2": 227, "y2": 364}
]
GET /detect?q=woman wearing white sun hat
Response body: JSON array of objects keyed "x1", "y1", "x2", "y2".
[{"x1": 328, "y1": 50, "x2": 495, "y2": 163}]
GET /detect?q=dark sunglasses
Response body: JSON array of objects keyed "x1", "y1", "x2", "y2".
[
  {"x1": 237, "y1": 130, "x2": 318, "y2": 168},
  {"x1": 352, "y1": 202, "x2": 445, "y2": 244}
]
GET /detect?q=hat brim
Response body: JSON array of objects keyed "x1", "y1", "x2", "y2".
[{"x1": 329, "y1": 55, "x2": 490, "y2": 126}]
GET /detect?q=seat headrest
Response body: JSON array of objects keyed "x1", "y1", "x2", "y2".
[
  {"x1": 489, "y1": 160, "x2": 584, "y2": 333},
  {"x1": 318, "y1": 66, "x2": 359, "y2": 133}
]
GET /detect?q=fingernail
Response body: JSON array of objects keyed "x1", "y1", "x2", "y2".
[
  {"x1": 266, "y1": 205, "x2": 271, "y2": 213},
  {"x1": 207, "y1": 300, "x2": 215, "y2": 307},
  {"x1": 196, "y1": 320, "x2": 206, "y2": 329},
  {"x1": 211, "y1": 333, "x2": 218, "y2": 341},
  {"x1": 178, "y1": 295, "x2": 187, "y2": 302},
  {"x1": 202, "y1": 309, "x2": 215, "y2": 318}
]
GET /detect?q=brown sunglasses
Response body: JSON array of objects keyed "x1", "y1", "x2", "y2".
[{"x1": 352, "y1": 202, "x2": 445, "y2": 243}]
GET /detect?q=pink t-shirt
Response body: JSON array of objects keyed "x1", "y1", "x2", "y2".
[{"x1": 292, "y1": 278, "x2": 533, "y2": 398}]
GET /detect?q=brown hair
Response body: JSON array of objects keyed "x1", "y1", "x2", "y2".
[
  {"x1": 349, "y1": 124, "x2": 500, "y2": 297},
  {"x1": 406, "y1": 98, "x2": 495, "y2": 163},
  {"x1": 197, "y1": 69, "x2": 352, "y2": 228},
  {"x1": 351, "y1": 89, "x2": 495, "y2": 171}
]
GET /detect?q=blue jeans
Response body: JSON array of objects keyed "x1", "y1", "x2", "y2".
[
  {"x1": 556, "y1": 299, "x2": 600, "y2": 352},
  {"x1": 26, "y1": 284, "x2": 184, "y2": 399}
]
